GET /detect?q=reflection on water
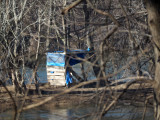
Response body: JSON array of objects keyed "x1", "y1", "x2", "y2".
[
  {"x1": 0, "y1": 104, "x2": 154, "y2": 120},
  {"x1": 104, "y1": 105, "x2": 154, "y2": 120}
]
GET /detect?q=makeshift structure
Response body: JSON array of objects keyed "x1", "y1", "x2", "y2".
[{"x1": 46, "y1": 49, "x2": 89, "y2": 86}]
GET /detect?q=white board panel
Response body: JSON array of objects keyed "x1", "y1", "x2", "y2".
[
  {"x1": 47, "y1": 75, "x2": 65, "y2": 80},
  {"x1": 49, "y1": 79, "x2": 66, "y2": 86},
  {"x1": 47, "y1": 72, "x2": 65, "y2": 76},
  {"x1": 47, "y1": 66, "x2": 65, "y2": 70},
  {"x1": 47, "y1": 68, "x2": 65, "y2": 72}
]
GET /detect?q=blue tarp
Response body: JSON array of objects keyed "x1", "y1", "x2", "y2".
[
  {"x1": 47, "y1": 53, "x2": 65, "y2": 67},
  {"x1": 47, "y1": 49, "x2": 89, "y2": 67},
  {"x1": 66, "y1": 70, "x2": 72, "y2": 86},
  {"x1": 69, "y1": 53, "x2": 85, "y2": 66}
]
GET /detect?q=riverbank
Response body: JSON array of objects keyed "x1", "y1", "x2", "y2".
[{"x1": 0, "y1": 82, "x2": 153, "y2": 114}]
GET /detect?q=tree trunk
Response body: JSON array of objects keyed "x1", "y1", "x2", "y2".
[
  {"x1": 83, "y1": 0, "x2": 93, "y2": 50},
  {"x1": 46, "y1": 0, "x2": 52, "y2": 52},
  {"x1": 145, "y1": 0, "x2": 160, "y2": 119}
]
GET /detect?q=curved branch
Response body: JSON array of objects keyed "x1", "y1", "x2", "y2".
[
  {"x1": 61, "y1": 0, "x2": 83, "y2": 15},
  {"x1": 100, "y1": 78, "x2": 154, "y2": 118},
  {"x1": 86, "y1": 0, "x2": 119, "y2": 26},
  {"x1": 86, "y1": 0, "x2": 119, "y2": 39}
]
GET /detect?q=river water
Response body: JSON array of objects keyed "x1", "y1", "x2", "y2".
[{"x1": 0, "y1": 103, "x2": 154, "y2": 120}]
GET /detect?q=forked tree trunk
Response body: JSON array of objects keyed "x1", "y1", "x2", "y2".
[{"x1": 145, "y1": 0, "x2": 160, "y2": 119}]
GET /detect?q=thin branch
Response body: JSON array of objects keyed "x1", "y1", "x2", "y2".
[
  {"x1": 119, "y1": 1, "x2": 136, "y2": 45},
  {"x1": 0, "y1": 80, "x2": 17, "y2": 120},
  {"x1": 142, "y1": 99, "x2": 148, "y2": 120},
  {"x1": 19, "y1": 0, "x2": 27, "y2": 20},
  {"x1": 142, "y1": 95, "x2": 153, "y2": 120},
  {"x1": 61, "y1": 0, "x2": 83, "y2": 15},
  {"x1": 86, "y1": 0, "x2": 119, "y2": 26},
  {"x1": 100, "y1": 78, "x2": 154, "y2": 118},
  {"x1": 110, "y1": 76, "x2": 153, "y2": 86},
  {"x1": 86, "y1": 0, "x2": 119, "y2": 40}
]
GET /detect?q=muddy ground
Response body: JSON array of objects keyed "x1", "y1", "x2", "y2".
[{"x1": 0, "y1": 82, "x2": 154, "y2": 113}]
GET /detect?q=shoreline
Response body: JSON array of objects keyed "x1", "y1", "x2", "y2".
[{"x1": 0, "y1": 82, "x2": 153, "y2": 113}]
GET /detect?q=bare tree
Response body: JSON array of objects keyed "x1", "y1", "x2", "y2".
[
  {"x1": 0, "y1": 0, "x2": 159, "y2": 120},
  {"x1": 145, "y1": 0, "x2": 160, "y2": 119}
]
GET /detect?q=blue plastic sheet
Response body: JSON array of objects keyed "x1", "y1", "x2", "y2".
[
  {"x1": 47, "y1": 53, "x2": 65, "y2": 67},
  {"x1": 66, "y1": 70, "x2": 72, "y2": 85},
  {"x1": 69, "y1": 53, "x2": 85, "y2": 66}
]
